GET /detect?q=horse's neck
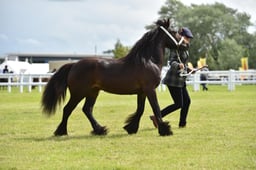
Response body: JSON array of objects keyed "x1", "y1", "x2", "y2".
[
  {"x1": 151, "y1": 43, "x2": 165, "y2": 68},
  {"x1": 121, "y1": 35, "x2": 165, "y2": 68}
]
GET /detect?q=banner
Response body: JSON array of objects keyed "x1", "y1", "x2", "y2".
[
  {"x1": 197, "y1": 58, "x2": 206, "y2": 68},
  {"x1": 241, "y1": 57, "x2": 248, "y2": 70}
]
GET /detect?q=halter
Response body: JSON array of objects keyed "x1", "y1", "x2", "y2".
[
  {"x1": 160, "y1": 26, "x2": 192, "y2": 77},
  {"x1": 159, "y1": 26, "x2": 186, "y2": 63},
  {"x1": 160, "y1": 26, "x2": 184, "y2": 47}
]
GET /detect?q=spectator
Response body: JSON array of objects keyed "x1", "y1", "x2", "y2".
[
  {"x1": 200, "y1": 67, "x2": 209, "y2": 91},
  {"x1": 3, "y1": 65, "x2": 9, "y2": 73}
]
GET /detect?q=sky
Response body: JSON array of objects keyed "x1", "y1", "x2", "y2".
[{"x1": 0, "y1": 0, "x2": 255, "y2": 57}]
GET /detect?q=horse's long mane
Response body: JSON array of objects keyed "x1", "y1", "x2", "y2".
[
  {"x1": 121, "y1": 19, "x2": 172, "y2": 65},
  {"x1": 122, "y1": 27, "x2": 160, "y2": 64}
]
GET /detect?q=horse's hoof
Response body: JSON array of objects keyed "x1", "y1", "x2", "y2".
[
  {"x1": 54, "y1": 126, "x2": 68, "y2": 136},
  {"x1": 54, "y1": 130, "x2": 68, "y2": 136},
  {"x1": 158, "y1": 121, "x2": 173, "y2": 136},
  {"x1": 123, "y1": 124, "x2": 138, "y2": 134},
  {"x1": 91, "y1": 126, "x2": 108, "y2": 135}
]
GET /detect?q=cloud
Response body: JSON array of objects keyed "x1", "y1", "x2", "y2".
[
  {"x1": 17, "y1": 38, "x2": 42, "y2": 46},
  {"x1": 0, "y1": 0, "x2": 165, "y2": 55},
  {"x1": 1, "y1": 0, "x2": 255, "y2": 56},
  {"x1": 0, "y1": 34, "x2": 9, "y2": 41}
]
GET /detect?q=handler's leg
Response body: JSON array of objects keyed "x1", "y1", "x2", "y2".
[
  {"x1": 161, "y1": 86, "x2": 183, "y2": 117},
  {"x1": 179, "y1": 86, "x2": 191, "y2": 127},
  {"x1": 150, "y1": 86, "x2": 183, "y2": 128}
]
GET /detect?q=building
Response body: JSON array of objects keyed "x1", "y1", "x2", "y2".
[
  {"x1": 2, "y1": 53, "x2": 112, "y2": 63},
  {"x1": 0, "y1": 53, "x2": 113, "y2": 71}
]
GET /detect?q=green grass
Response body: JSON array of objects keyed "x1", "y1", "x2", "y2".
[{"x1": 0, "y1": 85, "x2": 256, "y2": 170}]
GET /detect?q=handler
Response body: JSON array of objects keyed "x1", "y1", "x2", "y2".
[{"x1": 150, "y1": 27, "x2": 193, "y2": 128}]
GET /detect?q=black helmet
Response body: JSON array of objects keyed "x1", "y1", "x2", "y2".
[{"x1": 180, "y1": 27, "x2": 193, "y2": 38}]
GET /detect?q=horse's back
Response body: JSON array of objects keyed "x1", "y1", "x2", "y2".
[{"x1": 67, "y1": 57, "x2": 161, "y2": 95}]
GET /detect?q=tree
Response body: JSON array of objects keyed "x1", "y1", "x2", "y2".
[
  {"x1": 247, "y1": 33, "x2": 256, "y2": 69},
  {"x1": 104, "y1": 39, "x2": 130, "y2": 59},
  {"x1": 156, "y1": 0, "x2": 254, "y2": 69},
  {"x1": 216, "y1": 39, "x2": 243, "y2": 70}
]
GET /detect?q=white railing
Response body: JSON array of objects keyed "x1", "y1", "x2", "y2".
[
  {"x1": 158, "y1": 69, "x2": 256, "y2": 91},
  {"x1": 0, "y1": 73, "x2": 53, "y2": 93},
  {"x1": 0, "y1": 70, "x2": 256, "y2": 93}
]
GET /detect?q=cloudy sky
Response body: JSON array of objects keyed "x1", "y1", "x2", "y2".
[{"x1": 0, "y1": 0, "x2": 255, "y2": 56}]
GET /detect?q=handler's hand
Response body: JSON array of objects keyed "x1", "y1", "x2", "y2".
[{"x1": 179, "y1": 63, "x2": 185, "y2": 70}]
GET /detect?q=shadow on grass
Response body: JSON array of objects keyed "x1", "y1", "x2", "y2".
[
  {"x1": 13, "y1": 127, "x2": 158, "y2": 142},
  {"x1": 12, "y1": 126, "x2": 165, "y2": 142},
  {"x1": 13, "y1": 133, "x2": 129, "y2": 142}
]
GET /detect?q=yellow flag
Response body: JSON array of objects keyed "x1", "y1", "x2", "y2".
[
  {"x1": 197, "y1": 60, "x2": 202, "y2": 68},
  {"x1": 197, "y1": 58, "x2": 206, "y2": 68},
  {"x1": 200, "y1": 58, "x2": 206, "y2": 66},
  {"x1": 188, "y1": 62, "x2": 194, "y2": 70},
  {"x1": 241, "y1": 57, "x2": 248, "y2": 70}
]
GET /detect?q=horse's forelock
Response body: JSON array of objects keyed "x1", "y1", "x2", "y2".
[{"x1": 156, "y1": 18, "x2": 170, "y2": 29}]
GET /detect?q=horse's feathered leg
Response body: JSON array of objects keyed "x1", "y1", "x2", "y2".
[
  {"x1": 83, "y1": 92, "x2": 108, "y2": 135},
  {"x1": 54, "y1": 95, "x2": 83, "y2": 136},
  {"x1": 123, "y1": 93, "x2": 146, "y2": 134},
  {"x1": 146, "y1": 89, "x2": 173, "y2": 136}
]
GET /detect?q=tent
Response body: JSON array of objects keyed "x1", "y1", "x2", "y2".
[
  {"x1": 24, "y1": 63, "x2": 49, "y2": 74},
  {"x1": 0, "y1": 60, "x2": 30, "y2": 74},
  {"x1": 0, "y1": 60, "x2": 49, "y2": 74}
]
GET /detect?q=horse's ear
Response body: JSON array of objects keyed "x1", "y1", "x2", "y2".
[
  {"x1": 166, "y1": 18, "x2": 170, "y2": 28},
  {"x1": 156, "y1": 18, "x2": 170, "y2": 28},
  {"x1": 156, "y1": 19, "x2": 164, "y2": 26},
  {"x1": 178, "y1": 27, "x2": 183, "y2": 34}
]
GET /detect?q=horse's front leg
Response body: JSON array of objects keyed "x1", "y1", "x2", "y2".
[
  {"x1": 146, "y1": 89, "x2": 173, "y2": 136},
  {"x1": 83, "y1": 95, "x2": 108, "y2": 135},
  {"x1": 123, "y1": 93, "x2": 146, "y2": 134}
]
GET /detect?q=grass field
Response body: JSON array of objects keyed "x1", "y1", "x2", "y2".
[{"x1": 0, "y1": 85, "x2": 256, "y2": 170}]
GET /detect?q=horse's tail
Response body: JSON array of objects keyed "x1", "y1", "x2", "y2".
[{"x1": 41, "y1": 63, "x2": 74, "y2": 116}]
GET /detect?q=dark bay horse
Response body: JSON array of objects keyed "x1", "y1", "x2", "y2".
[{"x1": 42, "y1": 19, "x2": 184, "y2": 136}]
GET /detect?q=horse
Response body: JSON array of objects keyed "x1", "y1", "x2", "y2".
[{"x1": 41, "y1": 19, "x2": 185, "y2": 136}]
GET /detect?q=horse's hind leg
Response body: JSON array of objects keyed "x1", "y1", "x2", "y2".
[
  {"x1": 83, "y1": 93, "x2": 108, "y2": 135},
  {"x1": 54, "y1": 95, "x2": 83, "y2": 136},
  {"x1": 123, "y1": 93, "x2": 146, "y2": 134}
]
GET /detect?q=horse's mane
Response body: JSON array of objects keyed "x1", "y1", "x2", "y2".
[
  {"x1": 122, "y1": 28, "x2": 159, "y2": 64},
  {"x1": 121, "y1": 19, "x2": 171, "y2": 65}
]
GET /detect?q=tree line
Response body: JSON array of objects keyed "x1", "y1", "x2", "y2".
[{"x1": 107, "y1": 0, "x2": 256, "y2": 70}]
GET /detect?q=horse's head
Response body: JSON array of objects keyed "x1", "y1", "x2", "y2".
[
  {"x1": 156, "y1": 19, "x2": 188, "y2": 49},
  {"x1": 124, "y1": 19, "x2": 189, "y2": 66}
]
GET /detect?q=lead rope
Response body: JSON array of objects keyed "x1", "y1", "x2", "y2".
[
  {"x1": 176, "y1": 50, "x2": 186, "y2": 76},
  {"x1": 176, "y1": 50, "x2": 182, "y2": 63}
]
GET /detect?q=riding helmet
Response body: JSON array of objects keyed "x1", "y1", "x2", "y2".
[{"x1": 180, "y1": 27, "x2": 193, "y2": 38}]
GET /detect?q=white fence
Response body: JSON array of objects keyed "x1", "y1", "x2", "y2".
[
  {"x1": 0, "y1": 73, "x2": 53, "y2": 93},
  {"x1": 0, "y1": 70, "x2": 256, "y2": 93},
  {"x1": 158, "y1": 69, "x2": 256, "y2": 91}
]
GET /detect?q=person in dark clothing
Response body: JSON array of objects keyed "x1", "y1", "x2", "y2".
[
  {"x1": 200, "y1": 67, "x2": 209, "y2": 91},
  {"x1": 3, "y1": 65, "x2": 9, "y2": 73},
  {"x1": 150, "y1": 27, "x2": 193, "y2": 128},
  {"x1": 1, "y1": 65, "x2": 9, "y2": 90}
]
